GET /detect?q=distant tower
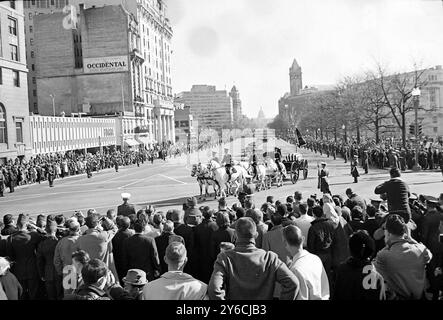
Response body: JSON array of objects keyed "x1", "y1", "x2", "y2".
[
  {"x1": 289, "y1": 59, "x2": 303, "y2": 96},
  {"x1": 230, "y1": 85, "x2": 242, "y2": 122},
  {"x1": 258, "y1": 107, "x2": 265, "y2": 120}
]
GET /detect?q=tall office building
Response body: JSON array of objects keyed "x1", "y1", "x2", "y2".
[
  {"x1": 229, "y1": 85, "x2": 242, "y2": 123},
  {"x1": 0, "y1": 1, "x2": 32, "y2": 162}
]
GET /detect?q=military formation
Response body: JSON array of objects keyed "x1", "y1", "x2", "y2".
[{"x1": 305, "y1": 139, "x2": 443, "y2": 179}]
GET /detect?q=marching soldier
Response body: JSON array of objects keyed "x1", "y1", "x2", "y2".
[
  {"x1": 222, "y1": 148, "x2": 233, "y2": 182},
  {"x1": 351, "y1": 155, "x2": 360, "y2": 183},
  {"x1": 47, "y1": 165, "x2": 55, "y2": 187}
]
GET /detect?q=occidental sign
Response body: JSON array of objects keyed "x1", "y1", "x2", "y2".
[{"x1": 83, "y1": 56, "x2": 129, "y2": 74}]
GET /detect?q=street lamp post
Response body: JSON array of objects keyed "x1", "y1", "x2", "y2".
[
  {"x1": 49, "y1": 94, "x2": 55, "y2": 117},
  {"x1": 412, "y1": 88, "x2": 421, "y2": 172},
  {"x1": 342, "y1": 124, "x2": 347, "y2": 143}
]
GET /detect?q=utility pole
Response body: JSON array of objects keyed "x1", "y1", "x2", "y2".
[{"x1": 412, "y1": 88, "x2": 421, "y2": 171}]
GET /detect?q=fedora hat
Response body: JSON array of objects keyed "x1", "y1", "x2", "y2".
[{"x1": 123, "y1": 269, "x2": 147, "y2": 286}]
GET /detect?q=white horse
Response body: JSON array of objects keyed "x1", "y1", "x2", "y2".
[
  {"x1": 207, "y1": 160, "x2": 248, "y2": 198},
  {"x1": 238, "y1": 161, "x2": 267, "y2": 191},
  {"x1": 264, "y1": 158, "x2": 286, "y2": 187},
  {"x1": 191, "y1": 163, "x2": 216, "y2": 198}
]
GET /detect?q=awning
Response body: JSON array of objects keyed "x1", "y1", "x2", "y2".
[{"x1": 124, "y1": 139, "x2": 140, "y2": 147}]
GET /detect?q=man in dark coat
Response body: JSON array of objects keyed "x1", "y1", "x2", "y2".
[
  {"x1": 192, "y1": 208, "x2": 218, "y2": 283},
  {"x1": 8, "y1": 168, "x2": 16, "y2": 193},
  {"x1": 111, "y1": 216, "x2": 133, "y2": 285},
  {"x1": 170, "y1": 209, "x2": 195, "y2": 274},
  {"x1": 1, "y1": 214, "x2": 17, "y2": 236},
  {"x1": 307, "y1": 206, "x2": 336, "y2": 280},
  {"x1": 47, "y1": 165, "x2": 55, "y2": 187},
  {"x1": 344, "y1": 188, "x2": 367, "y2": 214},
  {"x1": 6, "y1": 214, "x2": 44, "y2": 300},
  {"x1": 117, "y1": 193, "x2": 136, "y2": 217},
  {"x1": 154, "y1": 220, "x2": 184, "y2": 275},
  {"x1": 351, "y1": 156, "x2": 360, "y2": 183},
  {"x1": 0, "y1": 169, "x2": 5, "y2": 197},
  {"x1": 317, "y1": 162, "x2": 330, "y2": 194},
  {"x1": 122, "y1": 220, "x2": 160, "y2": 282}
]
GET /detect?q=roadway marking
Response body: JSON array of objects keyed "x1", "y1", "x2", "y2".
[
  {"x1": 158, "y1": 174, "x2": 187, "y2": 185},
  {"x1": 118, "y1": 174, "x2": 159, "y2": 189}
]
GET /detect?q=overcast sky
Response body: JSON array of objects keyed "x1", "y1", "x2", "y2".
[{"x1": 165, "y1": 0, "x2": 443, "y2": 118}]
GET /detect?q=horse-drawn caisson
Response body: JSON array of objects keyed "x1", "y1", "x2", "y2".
[{"x1": 190, "y1": 147, "x2": 308, "y2": 199}]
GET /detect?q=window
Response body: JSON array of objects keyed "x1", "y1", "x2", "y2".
[
  {"x1": 8, "y1": 17, "x2": 17, "y2": 36},
  {"x1": 10, "y1": 1, "x2": 16, "y2": 9},
  {"x1": 0, "y1": 105, "x2": 6, "y2": 144},
  {"x1": 30, "y1": 39, "x2": 34, "y2": 46},
  {"x1": 16, "y1": 122, "x2": 23, "y2": 143},
  {"x1": 13, "y1": 71, "x2": 20, "y2": 87},
  {"x1": 31, "y1": 51, "x2": 35, "y2": 58},
  {"x1": 30, "y1": 26, "x2": 33, "y2": 33},
  {"x1": 29, "y1": 13, "x2": 33, "y2": 20},
  {"x1": 51, "y1": 0, "x2": 55, "y2": 5},
  {"x1": 0, "y1": 68, "x2": 2, "y2": 85},
  {"x1": 32, "y1": 64, "x2": 35, "y2": 71},
  {"x1": 10, "y1": 45, "x2": 18, "y2": 61},
  {"x1": 433, "y1": 116, "x2": 438, "y2": 123},
  {"x1": 32, "y1": 77, "x2": 36, "y2": 84}
]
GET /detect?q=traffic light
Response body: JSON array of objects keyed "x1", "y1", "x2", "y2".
[
  {"x1": 418, "y1": 124, "x2": 423, "y2": 136},
  {"x1": 409, "y1": 124, "x2": 415, "y2": 135}
]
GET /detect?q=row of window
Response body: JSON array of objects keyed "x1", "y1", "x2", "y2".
[
  {"x1": 0, "y1": 68, "x2": 21, "y2": 87},
  {"x1": 0, "y1": 105, "x2": 23, "y2": 144},
  {"x1": 24, "y1": 0, "x2": 67, "y2": 9}
]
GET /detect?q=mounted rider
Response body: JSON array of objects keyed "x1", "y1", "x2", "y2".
[
  {"x1": 222, "y1": 148, "x2": 233, "y2": 182},
  {"x1": 249, "y1": 152, "x2": 258, "y2": 180},
  {"x1": 274, "y1": 147, "x2": 284, "y2": 176}
]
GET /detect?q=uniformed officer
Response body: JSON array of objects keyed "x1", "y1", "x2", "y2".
[
  {"x1": 317, "y1": 162, "x2": 330, "y2": 194},
  {"x1": 274, "y1": 147, "x2": 284, "y2": 176},
  {"x1": 250, "y1": 152, "x2": 258, "y2": 180},
  {"x1": 351, "y1": 155, "x2": 360, "y2": 183},
  {"x1": 47, "y1": 165, "x2": 55, "y2": 187},
  {"x1": 222, "y1": 148, "x2": 233, "y2": 182}
]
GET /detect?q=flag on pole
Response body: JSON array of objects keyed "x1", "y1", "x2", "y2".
[{"x1": 296, "y1": 128, "x2": 306, "y2": 147}]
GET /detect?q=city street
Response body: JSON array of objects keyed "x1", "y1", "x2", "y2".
[{"x1": 1, "y1": 138, "x2": 442, "y2": 218}]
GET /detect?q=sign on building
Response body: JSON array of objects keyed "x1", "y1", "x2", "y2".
[{"x1": 83, "y1": 56, "x2": 129, "y2": 74}]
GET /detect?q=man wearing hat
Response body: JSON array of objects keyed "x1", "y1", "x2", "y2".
[
  {"x1": 221, "y1": 148, "x2": 233, "y2": 182},
  {"x1": 317, "y1": 162, "x2": 330, "y2": 194},
  {"x1": 122, "y1": 269, "x2": 147, "y2": 300},
  {"x1": 117, "y1": 193, "x2": 136, "y2": 217},
  {"x1": 351, "y1": 155, "x2": 360, "y2": 183}
]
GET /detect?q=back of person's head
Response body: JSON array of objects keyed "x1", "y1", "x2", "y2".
[
  {"x1": 202, "y1": 206, "x2": 212, "y2": 220},
  {"x1": 349, "y1": 230, "x2": 375, "y2": 260},
  {"x1": 385, "y1": 214, "x2": 407, "y2": 236},
  {"x1": 236, "y1": 207, "x2": 246, "y2": 220},
  {"x1": 75, "y1": 213, "x2": 85, "y2": 226},
  {"x1": 271, "y1": 213, "x2": 283, "y2": 226},
  {"x1": 276, "y1": 204, "x2": 287, "y2": 217},
  {"x1": 312, "y1": 206, "x2": 324, "y2": 218},
  {"x1": 294, "y1": 191, "x2": 302, "y2": 201},
  {"x1": 137, "y1": 212, "x2": 149, "y2": 226},
  {"x1": 283, "y1": 225, "x2": 303, "y2": 248},
  {"x1": 136, "y1": 209, "x2": 147, "y2": 220},
  {"x1": 275, "y1": 200, "x2": 282, "y2": 207},
  {"x1": 332, "y1": 197, "x2": 341, "y2": 207},
  {"x1": 106, "y1": 209, "x2": 116, "y2": 220},
  {"x1": 286, "y1": 196, "x2": 294, "y2": 203},
  {"x1": 85, "y1": 215, "x2": 99, "y2": 229},
  {"x1": 235, "y1": 217, "x2": 257, "y2": 240},
  {"x1": 66, "y1": 218, "x2": 80, "y2": 234},
  {"x1": 345, "y1": 188, "x2": 353, "y2": 196},
  {"x1": 152, "y1": 213, "x2": 164, "y2": 227},
  {"x1": 117, "y1": 216, "x2": 130, "y2": 231},
  {"x1": 389, "y1": 167, "x2": 401, "y2": 178},
  {"x1": 266, "y1": 196, "x2": 274, "y2": 203},
  {"x1": 81, "y1": 259, "x2": 108, "y2": 286},
  {"x1": 261, "y1": 203, "x2": 268, "y2": 213},
  {"x1": 163, "y1": 220, "x2": 174, "y2": 233},
  {"x1": 133, "y1": 219, "x2": 145, "y2": 233},
  {"x1": 17, "y1": 213, "x2": 29, "y2": 230},
  {"x1": 216, "y1": 212, "x2": 230, "y2": 228},
  {"x1": 128, "y1": 214, "x2": 137, "y2": 228},
  {"x1": 366, "y1": 204, "x2": 377, "y2": 218},
  {"x1": 307, "y1": 197, "x2": 315, "y2": 208},
  {"x1": 341, "y1": 206, "x2": 351, "y2": 222},
  {"x1": 218, "y1": 197, "x2": 227, "y2": 208},
  {"x1": 299, "y1": 203, "x2": 307, "y2": 215},
  {"x1": 171, "y1": 209, "x2": 183, "y2": 223},
  {"x1": 37, "y1": 214, "x2": 46, "y2": 228},
  {"x1": 351, "y1": 206, "x2": 364, "y2": 221},
  {"x1": 165, "y1": 210, "x2": 174, "y2": 221},
  {"x1": 165, "y1": 242, "x2": 187, "y2": 267},
  {"x1": 55, "y1": 214, "x2": 65, "y2": 225},
  {"x1": 87, "y1": 209, "x2": 97, "y2": 217},
  {"x1": 72, "y1": 250, "x2": 90, "y2": 266},
  {"x1": 245, "y1": 209, "x2": 262, "y2": 225},
  {"x1": 3, "y1": 214, "x2": 13, "y2": 226}
]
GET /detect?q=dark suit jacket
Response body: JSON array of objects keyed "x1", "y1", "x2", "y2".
[
  {"x1": 173, "y1": 223, "x2": 195, "y2": 274},
  {"x1": 374, "y1": 178, "x2": 411, "y2": 216},
  {"x1": 122, "y1": 234, "x2": 160, "y2": 281},
  {"x1": 0, "y1": 237, "x2": 6, "y2": 257},
  {"x1": 210, "y1": 227, "x2": 236, "y2": 263},
  {"x1": 193, "y1": 218, "x2": 218, "y2": 283},
  {"x1": 117, "y1": 203, "x2": 136, "y2": 217},
  {"x1": 1, "y1": 225, "x2": 17, "y2": 236},
  {"x1": 36, "y1": 235, "x2": 59, "y2": 281},
  {"x1": 6, "y1": 230, "x2": 44, "y2": 280},
  {"x1": 361, "y1": 218, "x2": 380, "y2": 238},
  {"x1": 154, "y1": 231, "x2": 185, "y2": 274},
  {"x1": 112, "y1": 229, "x2": 133, "y2": 281}
]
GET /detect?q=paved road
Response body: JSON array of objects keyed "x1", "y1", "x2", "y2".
[{"x1": 1, "y1": 138, "x2": 442, "y2": 217}]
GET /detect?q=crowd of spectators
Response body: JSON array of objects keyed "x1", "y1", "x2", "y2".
[{"x1": 1, "y1": 166, "x2": 442, "y2": 300}]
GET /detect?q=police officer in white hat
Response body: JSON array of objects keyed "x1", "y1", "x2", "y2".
[{"x1": 117, "y1": 192, "x2": 136, "y2": 217}]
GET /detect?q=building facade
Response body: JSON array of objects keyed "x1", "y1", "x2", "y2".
[
  {"x1": 0, "y1": 1, "x2": 32, "y2": 163},
  {"x1": 30, "y1": 115, "x2": 117, "y2": 154},
  {"x1": 174, "y1": 105, "x2": 196, "y2": 147},
  {"x1": 28, "y1": 0, "x2": 174, "y2": 149},
  {"x1": 174, "y1": 85, "x2": 233, "y2": 132},
  {"x1": 229, "y1": 85, "x2": 242, "y2": 123}
]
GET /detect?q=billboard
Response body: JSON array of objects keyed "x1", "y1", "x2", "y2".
[{"x1": 83, "y1": 56, "x2": 129, "y2": 74}]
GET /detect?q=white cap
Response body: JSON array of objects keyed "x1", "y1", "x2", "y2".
[{"x1": 121, "y1": 193, "x2": 131, "y2": 200}]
